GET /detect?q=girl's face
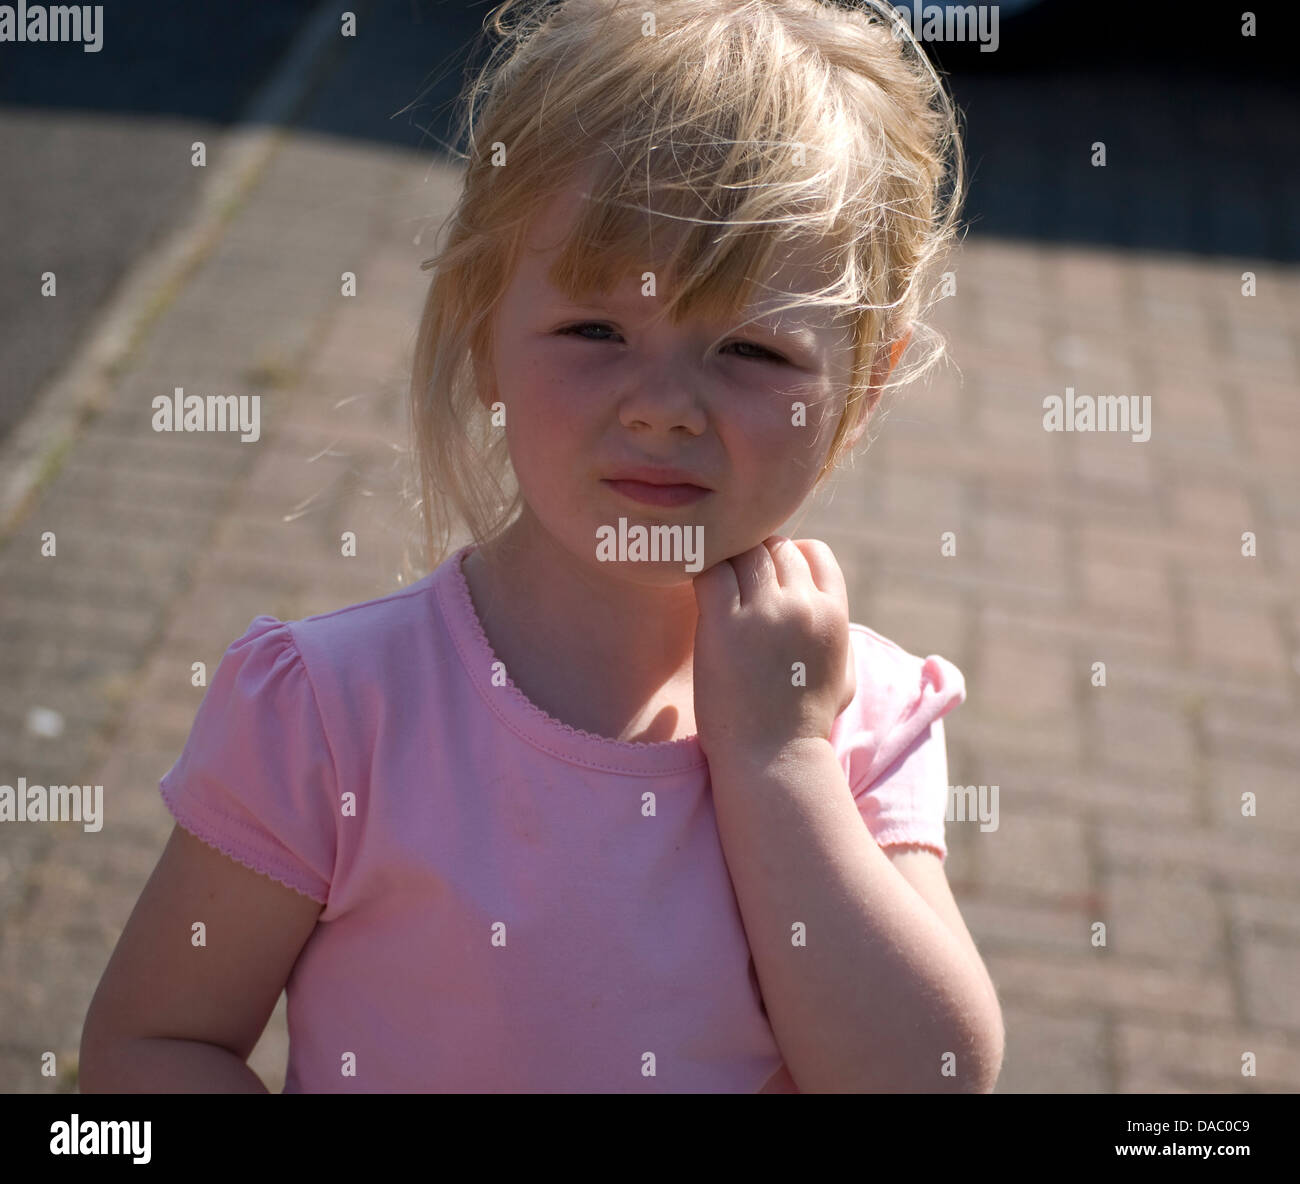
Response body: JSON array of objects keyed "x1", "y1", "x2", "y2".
[{"x1": 482, "y1": 178, "x2": 864, "y2": 585}]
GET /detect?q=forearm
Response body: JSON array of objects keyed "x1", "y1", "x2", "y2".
[
  {"x1": 79, "y1": 1036, "x2": 270, "y2": 1093},
  {"x1": 708, "y1": 737, "x2": 1002, "y2": 1093}
]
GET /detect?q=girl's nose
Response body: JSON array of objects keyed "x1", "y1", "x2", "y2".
[{"x1": 614, "y1": 369, "x2": 708, "y2": 436}]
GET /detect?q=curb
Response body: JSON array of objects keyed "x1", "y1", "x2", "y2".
[{"x1": 0, "y1": 0, "x2": 347, "y2": 544}]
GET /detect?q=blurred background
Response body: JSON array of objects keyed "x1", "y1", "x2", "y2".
[{"x1": 1, "y1": 0, "x2": 1298, "y2": 1094}]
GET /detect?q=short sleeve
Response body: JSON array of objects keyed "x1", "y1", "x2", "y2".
[
  {"x1": 159, "y1": 615, "x2": 339, "y2": 904},
  {"x1": 831, "y1": 627, "x2": 965, "y2": 863}
]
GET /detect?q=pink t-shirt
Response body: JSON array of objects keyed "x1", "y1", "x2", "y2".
[{"x1": 159, "y1": 542, "x2": 965, "y2": 1092}]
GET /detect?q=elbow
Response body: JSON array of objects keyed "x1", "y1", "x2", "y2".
[
  {"x1": 971, "y1": 1031, "x2": 1004, "y2": 1094},
  {"x1": 953, "y1": 961, "x2": 1006, "y2": 1093},
  {"x1": 839, "y1": 1016, "x2": 1005, "y2": 1094},
  {"x1": 965, "y1": 1000, "x2": 1005, "y2": 1093},
  {"x1": 937, "y1": 995, "x2": 1005, "y2": 1094}
]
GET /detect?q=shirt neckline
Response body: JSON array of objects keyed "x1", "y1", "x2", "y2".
[{"x1": 434, "y1": 542, "x2": 709, "y2": 776}]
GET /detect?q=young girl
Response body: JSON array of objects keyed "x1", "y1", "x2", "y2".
[{"x1": 81, "y1": 0, "x2": 1003, "y2": 1093}]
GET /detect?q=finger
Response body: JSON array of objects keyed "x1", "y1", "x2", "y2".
[
  {"x1": 764, "y1": 534, "x2": 809, "y2": 590},
  {"x1": 732, "y1": 539, "x2": 780, "y2": 608},
  {"x1": 792, "y1": 538, "x2": 846, "y2": 603},
  {"x1": 692, "y1": 555, "x2": 739, "y2": 616}
]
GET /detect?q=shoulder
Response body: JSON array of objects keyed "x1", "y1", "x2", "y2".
[
  {"x1": 208, "y1": 574, "x2": 443, "y2": 757},
  {"x1": 274, "y1": 573, "x2": 440, "y2": 685},
  {"x1": 830, "y1": 622, "x2": 966, "y2": 795},
  {"x1": 845, "y1": 622, "x2": 965, "y2": 730}
]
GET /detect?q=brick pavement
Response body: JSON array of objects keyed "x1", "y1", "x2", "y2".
[{"x1": 2, "y1": 129, "x2": 1298, "y2": 1093}]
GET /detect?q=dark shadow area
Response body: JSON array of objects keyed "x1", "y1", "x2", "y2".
[
  {"x1": 3, "y1": 1, "x2": 1295, "y2": 259},
  {"x1": 931, "y1": 0, "x2": 1300, "y2": 260}
]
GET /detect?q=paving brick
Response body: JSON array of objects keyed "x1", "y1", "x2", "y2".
[
  {"x1": 1097, "y1": 822, "x2": 1300, "y2": 892},
  {"x1": 967, "y1": 810, "x2": 1091, "y2": 900},
  {"x1": 1067, "y1": 431, "x2": 1158, "y2": 498},
  {"x1": 1114, "y1": 1069, "x2": 1198, "y2": 1094},
  {"x1": 958, "y1": 895, "x2": 1094, "y2": 956},
  {"x1": 868, "y1": 585, "x2": 967, "y2": 669},
  {"x1": 1171, "y1": 480, "x2": 1256, "y2": 535},
  {"x1": 973, "y1": 396, "x2": 1063, "y2": 457},
  {"x1": 995, "y1": 1005, "x2": 1109, "y2": 1093},
  {"x1": 1227, "y1": 890, "x2": 1300, "y2": 945},
  {"x1": 1089, "y1": 696, "x2": 1197, "y2": 777},
  {"x1": 1099, "y1": 871, "x2": 1223, "y2": 967},
  {"x1": 966, "y1": 717, "x2": 1084, "y2": 766},
  {"x1": 23, "y1": 831, "x2": 157, "y2": 941},
  {"x1": 1081, "y1": 519, "x2": 1248, "y2": 572},
  {"x1": 165, "y1": 576, "x2": 289, "y2": 657},
  {"x1": 1052, "y1": 247, "x2": 1130, "y2": 307},
  {"x1": 1203, "y1": 697, "x2": 1300, "y2": 768},
  {"x1": 29, "y1": 487, "x2": 223, "y2": 559},
  {"x1": 971, "y1": 636, "x2": 1075, "y2": 725},
  {"x1": 974, "y1": 511, "x2": 1069, "y2": 596},
  {"x1": 1207, "y1": 757, "x2": 1300, "y2": 835},
  {"x1": 0, "y1": 916, "x2": 103, "y2": 1057},
  {"x1": 1177, "y1": 564, "x2": 1294, "y2": 618},
  {"x1": 1, "y1": 549, "x2": 188, "y2": 603},
  {"x1": 0, "y1": 523, "x2": 204, "y2": 593},
  {"x1": 1079, "y1": 551, "x2": 1170, "y2": 616},
  {"x1": 84, "y1": 740, "x2": 182, "y2": 840},
  {"x1": 985, "y1": 950, "x2": 1235, "y2": 1022},
  {"x1": 0, "y1": 595, "x2": 158, "y2": 653},
  {"x1": 1148, "y1": 380, "x2": 1236, "y2": 440},
  {"x1": 1009, "y1": 770, "x2": 1199, "y2": 826},
  {"x1": 0, "y1": 677, "x2": 115, "y2": 747},
  {"x1": 1187, "y1": 596, "x2": 1290, "y2": 680},
  {"x1": 48, "y1": 457, "x2": 236, "y2": 517},
  {"x1": 1245, "y1": 412, "x2": 1300, "y2": 469},
  {"x1": 981, "y1": 598, "x2": 1177, "y2": 665},
  {"x1": 1116, "y1": 1021, "x2": 1300, "y2": 1092},
  {"x1": 1237, "y1": 379, "x2": 1300, "y2": 426},
  {"x1": 1238, "y1": 938, "x2": 1300, "y2": 1033}
]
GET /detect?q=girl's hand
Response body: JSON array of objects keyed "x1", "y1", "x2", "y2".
[{"x1": 691, "y1": 535, "x2": 856, "y2": 764}]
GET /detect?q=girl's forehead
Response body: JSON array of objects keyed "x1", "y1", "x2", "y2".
[{"x1": 516, "y1": 178, "x2": 842, "y2": 321}]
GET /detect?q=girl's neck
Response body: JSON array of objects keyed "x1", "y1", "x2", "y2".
[{"x1": 461, "y1": 516, "x2": 700, "y2": 742}]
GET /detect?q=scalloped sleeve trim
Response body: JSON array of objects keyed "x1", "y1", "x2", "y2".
[{"x1": 161, "y1": 781, "x2": 329, "y2": 905}]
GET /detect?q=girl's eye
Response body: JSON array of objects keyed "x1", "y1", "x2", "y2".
[{"x1": 557, "y1": 322, "x2": 785, "y2": 364}]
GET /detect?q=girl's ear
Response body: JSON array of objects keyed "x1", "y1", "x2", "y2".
[
  {"x1": 888, "y1": 327, "x2": 912, "y2": 373},
  {"x1": 851, "y1": 326, "x2": 913, "y2": 441},
  {"x1": 837, "y1": 325, "x2": 913, "y2": 454}
]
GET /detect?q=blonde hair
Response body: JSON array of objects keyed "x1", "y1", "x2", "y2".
[{"x1": 405, "y1": 0, "x2": 965, "y2": 577}]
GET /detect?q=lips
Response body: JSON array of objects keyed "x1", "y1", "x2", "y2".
[
  {"x1": 602, "y1": 479, "x2": 710, "y2": 507},
  {"x1": 603, "y1": 465, "x2": 711, "y2": 489}
]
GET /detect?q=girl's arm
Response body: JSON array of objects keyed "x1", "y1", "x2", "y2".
[
  {"x1": 79, "y1": 824, "x2": 324, "y2": 1093},
  {"x1": 693, "y1": 537, "x2": 1000, "y2": 1091},
  {"x1": 79, "y1": 1037, "x2": 270, "y2": 1094},
  {"x1": 710, "y1": 737, "x2": 1004, "y2": 1094}
]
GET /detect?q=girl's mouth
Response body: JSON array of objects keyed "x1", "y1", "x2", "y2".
[{"x1": 601, "y1": 479, "x2": 711, "y2": 507}]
